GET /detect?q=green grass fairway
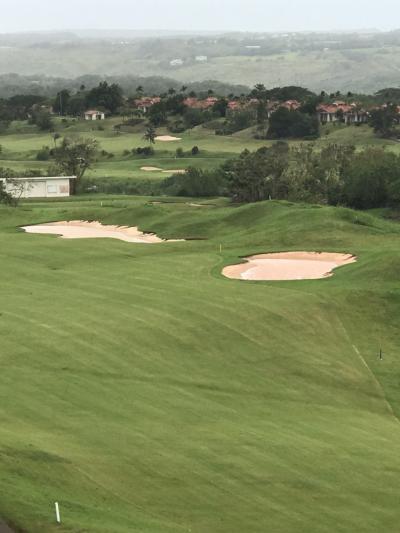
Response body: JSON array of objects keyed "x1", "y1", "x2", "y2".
[
  {"x1": 1, "y1": 198, "x2": 400, "y2": 532},
  {"x1": 2, "y1": 119, "x2": 400, "y2": 186},
  {"x1": 0, "y1": 120, "x2": 269, "y2": 183}
]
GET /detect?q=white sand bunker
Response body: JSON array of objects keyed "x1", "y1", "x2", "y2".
[
  {"x1": 140, "y1": 166, "x2": 163, "y2": 171},
  {"x1": 155, "y1": 135, "x2": 182, "y2": 142},
  {"x1": 140, "y1": 166, "x2": 185, "y2": 174},
  {"x1": 22, "y1": 220, "x2": 183, "y2": 244},
  {"x1": 162, "y1": 169, "x2": 186, "y2": 174},
  {"x1": 223, "y1": 252, "x2": 356, "y2": 281}
]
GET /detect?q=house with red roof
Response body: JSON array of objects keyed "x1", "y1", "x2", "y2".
[
  {"x1": 280, "y1": 100, "x2": 301, "y2": 111},
  {"x1": 183, "y1": 96, "x2": 218, "y2": 110},
  {"x1": 135, "y1": 97, "x2": 161, "y2": 113},
  {"x1": 84, "y1": 110, "x2": 105, "y2": 121},
  {"x1": 317, "y1": 102, "x2": 369, "y2": 125}
]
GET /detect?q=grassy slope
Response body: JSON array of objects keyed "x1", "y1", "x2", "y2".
[{"x1": 1, "y1": 198, "x2": 400, "y2": 532}]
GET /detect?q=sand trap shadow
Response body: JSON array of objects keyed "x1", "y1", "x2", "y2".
[
  {"x1": 222, "y1": 251, "x2": 357, "y2": 281},
  {"x1": 21, "y1": 221, "x2": 184, "y2": 244}
]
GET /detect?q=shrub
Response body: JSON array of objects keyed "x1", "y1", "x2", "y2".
[
  {"x1": 160, "y1": 167, "x2": 226, "y2": 197},
  {"x1": 36, "y1": 146, "x2": 51, "y2": 161},
  {"x1": 136, "y1": 146, "x2": 155, "y2": 157}
]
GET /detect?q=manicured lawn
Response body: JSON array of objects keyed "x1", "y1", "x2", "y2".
[{"x1": 1, "y1": 198, "x2": 400, "y2": 532}]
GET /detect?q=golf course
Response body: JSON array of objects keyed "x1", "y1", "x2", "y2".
[
  {"x1": 1, "y1": 117, "x2": 399, "y2": 191},
  {"x1": 1, "y1": 195, "x2": 400, "y2": 532}
]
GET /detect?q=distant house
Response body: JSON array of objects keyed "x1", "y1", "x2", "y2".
[
  {"x1": 317, "y1": 102, "x2": 369, "y2": 124},
  {"x1": 227, "y1": 100, "x2": 242, "y2": 111},
  {"x1": 32, "y1": 103, "x2": 54, "y2": 114},
  {"x1": 195, "y1": 55, "x2": 208, "y2": 62},
  {"x1": 280, "y1": 100, "x2": 301, "y2": 111},
  {"x1": 134, "y1": 97, "x2": 161, "y2": 113},
  {"x1": 265, "y1": 99, "x2": 300, "y2": 118},
  {"x1": 183, "y1": 96, "x2": 218, "y2": 110},
  {"x1": 1, "y1": 176, "x2": 77, "y2": 198},
  {"x1": 170, "y1": 59, "x2": 184, "y2": 67},
  {"x1": 84, "y1": 110, "x2": 105, "y2": 121}
]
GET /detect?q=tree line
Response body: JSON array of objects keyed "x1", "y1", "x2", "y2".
[{"x1": 162, "y1": 143, "x2": 400, "y2": 210}]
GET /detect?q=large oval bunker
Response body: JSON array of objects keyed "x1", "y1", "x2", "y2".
[{"x1": 222, "y1": 251, "x2": 357, "y2": 281}]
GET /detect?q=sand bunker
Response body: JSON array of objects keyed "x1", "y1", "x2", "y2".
[
  {"x1": 155, "y1": 135, "x2": 182, "y2": 142},
  {"x1": 162, "y1": 169, "x2": 186, "y2": 174},
  {"x1": 22, "y1": 221, "x2": 183, "y2": 244},
  {"x1": 223, "y1": 252, "x2": 356, "y2": 281},
  {"x1": 140, "y1": 166, "x2": 185, "y2": 174}
]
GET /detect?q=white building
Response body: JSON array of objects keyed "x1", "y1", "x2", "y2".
[
  {"x1": 1, "y1": 176, "x2": 77, "y2": 198},
  {"x1": 84, "y1": 110, "x2": 105, "y2": 121},
  {"x1": 195, "y1": 55, "x2": 208, "y2": 62},
  {"x1": 170, "y1": 59, "x2": 184, "y2": 67}
]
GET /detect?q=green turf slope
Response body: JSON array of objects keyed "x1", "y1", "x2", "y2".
[{"x1": 0, "y1": 197, "x2": 400, "y2": 532}]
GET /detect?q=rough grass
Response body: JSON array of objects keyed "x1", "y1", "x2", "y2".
[{"x1": 1, "y1": 197, "x2": 400, "y2": 532}]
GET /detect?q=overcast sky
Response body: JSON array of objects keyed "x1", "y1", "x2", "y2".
[{"x1": 1, "y1": 0, "x2": 399, "y2": 34}]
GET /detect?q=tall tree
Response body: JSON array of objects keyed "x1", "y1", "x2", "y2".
[
  {"x1": 53, "y1": 90, "x2": 71, "y2": 116},
  {"x1": 55, "y1": 137, "x2": 99, "y2": 186},
  {"x1": 369, "y1": 104, "x2": 399, "y2": 138},
  {"x1": 143, "y1": 125, "x2": 157, "y2": 145},
  {"x1": 86, "y1": 82, "x2": 123, "y2": 114}
]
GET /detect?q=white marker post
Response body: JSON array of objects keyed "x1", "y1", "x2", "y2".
[{"x1": 55, "y1": 502, "x2": 61, "y2": 524}]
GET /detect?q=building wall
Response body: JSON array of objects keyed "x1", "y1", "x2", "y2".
[
  {"x1": 3, "y1": 178, "x2": 72, "y2": 198},
  {"x1": 85, "y1": 113, "x2": 104, "y2": 120}
]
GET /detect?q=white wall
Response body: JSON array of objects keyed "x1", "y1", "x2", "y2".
[{"x1": 2, "y1": 178, "x2": 72, "y2": 198}]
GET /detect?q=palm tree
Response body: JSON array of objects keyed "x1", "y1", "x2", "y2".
[
  {"x1": 53, "y1": 132, "x2": 61, "y2": 148},
  {"x1": 143, "y1": 125, "x2": 156, "y2": 145}
]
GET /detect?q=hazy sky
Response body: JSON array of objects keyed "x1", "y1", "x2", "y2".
[{"x1": 1, "y1": 0, "x2": 399, "y2": 33}]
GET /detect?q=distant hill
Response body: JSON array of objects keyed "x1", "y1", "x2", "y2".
[
  {"x1": 0, "y1": 29, "x2": 400, "y2": 92},
  {"x1": 0, "y1": 73, "x2": 249, "y2": 98}
]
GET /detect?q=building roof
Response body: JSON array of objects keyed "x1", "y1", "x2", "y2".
[
  {"x1": 135, "y1": 97, "x2": 161, "y2": 107},
  {"x1": 280, "y1": 100, "x2": 301, "y2": 110},
  {"x1": 183, "y1": 96, "x2": 218, "y2": 109},
  {"x1": 317, "y1": 102, "x2": 360, "y2": 114},
  {"x1": 85, "y1": 110, "x2": 104, "y2": 115},
  {"x1": 1, "y1": 176, "x2": 77, "y2": 181}
]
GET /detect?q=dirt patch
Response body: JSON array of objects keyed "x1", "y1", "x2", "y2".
[
  {"x1": 140, "y1": 166, "x2": 162, "y2": 171},
  {"x1": 222, "y1": 252, "x2": 356, "y2": 281},
  {"x1": 155, "y1": 135, "x2": 182, "y2": 142},
  {"x1": 22, "y1": 221, "x2": 184, "y2": 244}
]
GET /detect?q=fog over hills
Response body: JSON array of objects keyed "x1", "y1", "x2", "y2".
[{"x1": 0, "y1": 29, "x2": 400, "y2": 93}]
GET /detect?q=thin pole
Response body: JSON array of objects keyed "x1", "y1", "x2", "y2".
[{"x1": 55, "y1": 502, "x2": 61, "y2": 524}]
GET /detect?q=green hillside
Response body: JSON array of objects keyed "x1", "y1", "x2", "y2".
[{"x1": 1, "y1": 197, "x2": 400, "y2": 532}]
